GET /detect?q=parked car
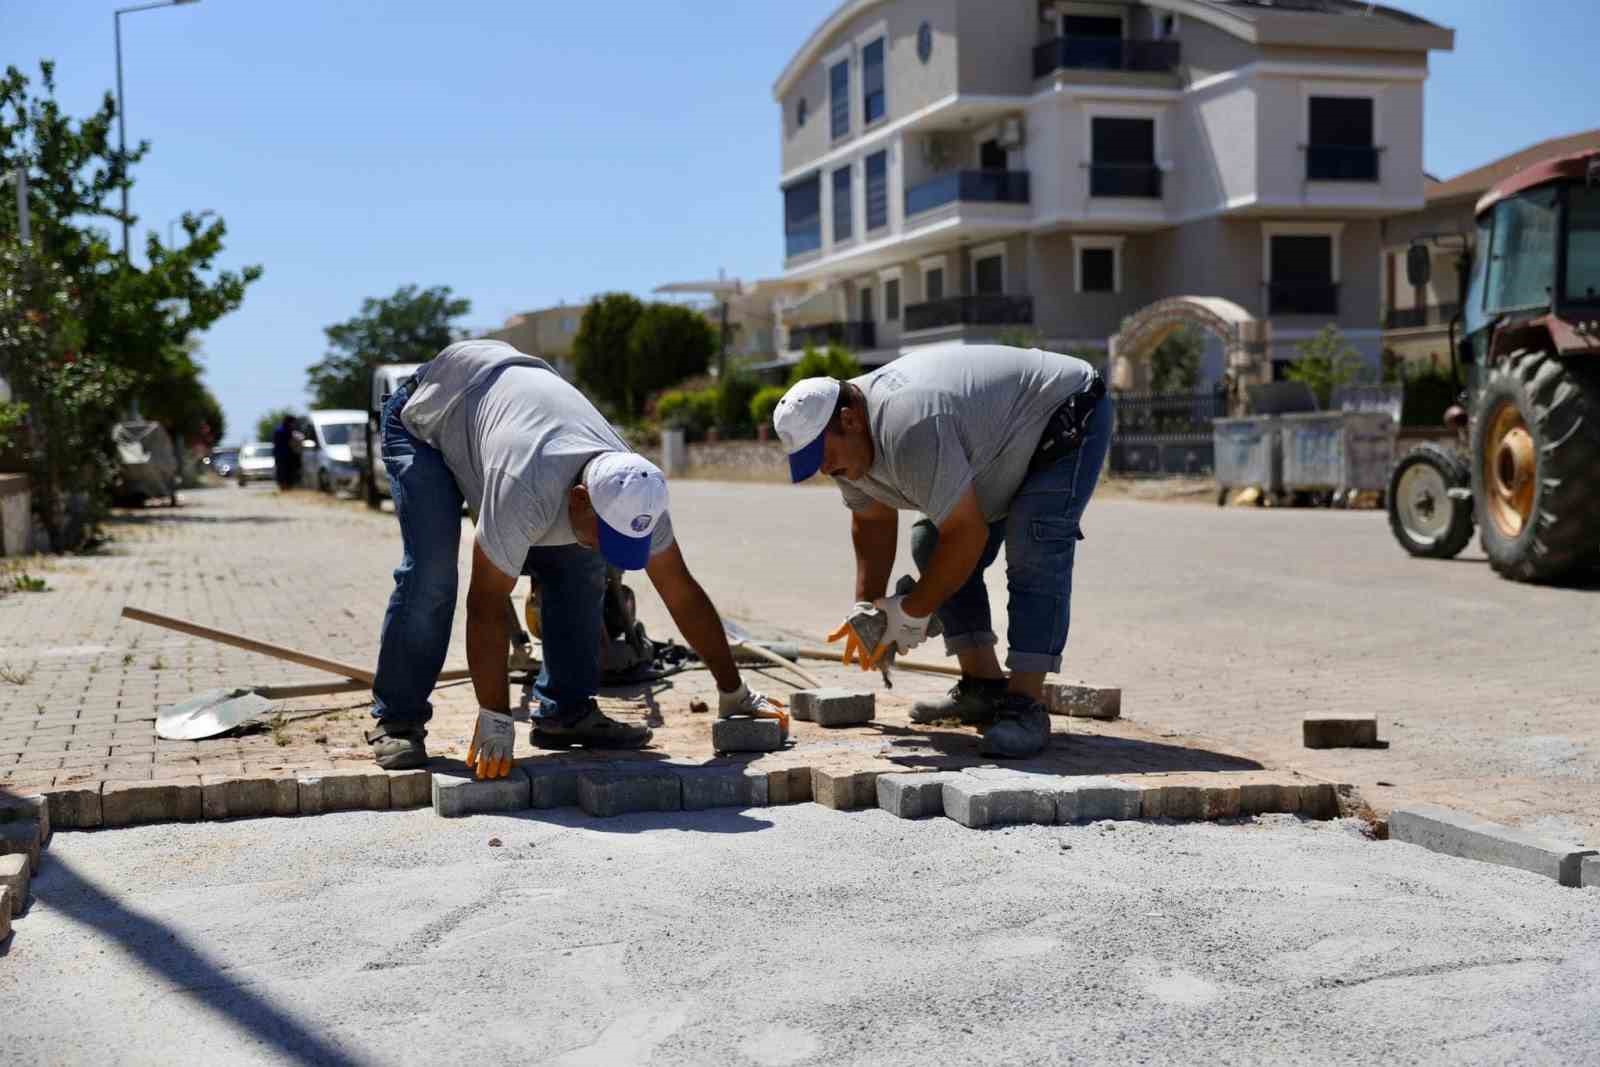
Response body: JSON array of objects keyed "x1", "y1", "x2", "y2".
[
  {"x1": 111, "y1": 421, "x2": 179, "y2": 507},
  {"x1": 236, "y1": 442, "x2": 277, "y2": 485},
  {"x1": 305, "y1": 409, "x2": 367, "y2": 494},
  {"x1": 363, "y1": 363, "x2": 421, "y2": 509},
  {"x1": 206, "y1": 447, "x2": 239, "y2": 480}
]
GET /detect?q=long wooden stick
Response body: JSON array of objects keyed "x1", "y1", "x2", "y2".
[
  {"x1": 732, "y1": 640, "x2": 823, "y2": 689},
  {"x1": 255, "y1": 668, "x2": 473, "y2": 700},
  {"x1": 121, "y1": 605, "x2": 377, "y2": 685},
  {"x1": 796, "y1": 646, "x2": 964, "y2": 679}
]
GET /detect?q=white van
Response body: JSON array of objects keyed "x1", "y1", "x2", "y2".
[
  {"x1": 364, "y1": 364, "x2": 422, "y2": 509},
  {"x1": 304, "y1": 409, "x2": 367, "y2": 494}
]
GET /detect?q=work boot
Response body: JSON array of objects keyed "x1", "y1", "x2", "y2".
[
  {"x1": 366, "y1": 721, "x2": 429, "y2": 770},
  {"x1": 910, "y1": 676, "x2": 1008, "y2": 725},
  {"x1": 978, "y1": 696, "x2": 1052, "y2": 759},
  {"x1": 530, "y1": 700, "x2": 653, "y2": 750}
]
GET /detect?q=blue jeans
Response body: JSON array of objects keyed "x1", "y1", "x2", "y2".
[
  {"x1": 909, "y1": 390, "x2": 1112, "y2": 675},
  {"x1": 371, "y1": 377, "x2": 606, "y2": 728}
]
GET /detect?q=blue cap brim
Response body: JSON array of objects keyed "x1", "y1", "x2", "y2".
[
  {"x1": 597, "y1": 516, "x2": 652, "y2": 571},
  {"x1": 787, "y1": 432, "x2": 825, "y2": 483}
]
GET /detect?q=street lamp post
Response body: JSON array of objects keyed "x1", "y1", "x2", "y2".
[{"x1": 115, "y1": 0, "x2": 201, "y2": 262}]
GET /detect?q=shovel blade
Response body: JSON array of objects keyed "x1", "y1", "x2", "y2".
[{"x1": 156, "y1": 687, "x2": 275, "y2": 740}]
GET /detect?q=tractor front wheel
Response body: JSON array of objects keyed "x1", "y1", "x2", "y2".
[{"x1": 1387, "y1": 443, "x2": 1474, "y2": 559}]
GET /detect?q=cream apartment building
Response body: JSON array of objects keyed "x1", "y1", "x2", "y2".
[
  {"x1": 774, "y1": 0, "x2": 1452, "y2": 382},
  {"x1": 481, "y1": 303, "x2": 588, "y2": 380}
]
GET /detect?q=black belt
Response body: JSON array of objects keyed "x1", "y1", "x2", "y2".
[{"x1": 1030, "y1": 375, "x2": 1106, "y2": 472}]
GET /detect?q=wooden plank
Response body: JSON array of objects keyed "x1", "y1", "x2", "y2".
[
  {"x1": 795, "y1": 647, "x2": 963, "y2": 678},
  {"x1": 121, "y1": 605, "x2": 376, "y2": 685},
  {"x1": 255, "y1": 668, "x2": 473, "y2": 701}
]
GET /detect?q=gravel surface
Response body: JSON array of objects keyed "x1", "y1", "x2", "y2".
[{"x1": 4, "y1": 808, "x2": 1598, "y2": 1065}]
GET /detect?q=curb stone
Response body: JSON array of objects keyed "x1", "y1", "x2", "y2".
[
  {"x1": 942, "y1": 773, "x2": 1063, "y2": 829},
  {"x1": 578, "y1": 768, "x2": 682, "y2": 817},
  {"x1": 102, "y1": 778, "x2": 201, "y2": 828},
  {"x1": 812, "y1": 767, "x2": 885, "y2": 810},
  {"x1": 1058, "y1": 777, "x2": 1143, "y2": 822},
  {"x1": 766, "y1": 767, "x2": 813, "y2": 805},
  {"x1": 1388, "y1": 804, "x2": 1598, "y2": 888},
  {"x1": 877, "y1": 772, "x2": 961, "y2": 819},
  {"x1": 432, "y1": 767, "x2": 531, "y2": 817},
  {"x1": 42, "y1": 786, "x2": 102, "y2": 829},
  {"x1": 679, "y1": 766, "x2": 768, "y2": 810},
  {"x1": 0, "y1": 853, "x2": 28, "y2": 914},
  {"x1": 299, "y1": 769, "x2": 390, "y2": 815},
  {"x1": 201, "y1": 774, "x2": 300, "y2": 820}
]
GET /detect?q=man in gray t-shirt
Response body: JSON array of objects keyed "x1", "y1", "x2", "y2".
[
  {"x1": 368, "y1": 340, "x2": 782, "y2": 777},
  {"x1": 772, "y1": 344, "x2": 1111, "y2": 758}
]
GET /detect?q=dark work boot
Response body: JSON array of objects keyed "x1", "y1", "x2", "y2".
[
  {"x1": 910, "y1": 676, "x2": 1009, "y2": 725},
  {"x1": 978, "y1": 695, "x2": 1053, "y2": 759},
  {"x1": 531, "y1": 700, "x2": 653, "y2": 751},
  {"x1": 366, "y1": 721, "x2": 429, "y2": 770}
]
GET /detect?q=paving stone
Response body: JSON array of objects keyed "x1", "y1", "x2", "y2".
[
  {"x1": 525, "y1": 761, "x2": 583, "y2": 809},
  {"x1": 711, "y1": 718, "x2": 784, "y2": 753},
  {"x1": 1389, "y1": 803, "x2": 1599, "y2": 888},
  {"x1": 0, "y1": 853, "x2": 26, "y2": 915},
  {"x1": 1298, "y1": 783, "x2": 1339, "y2": 819},
  {"x1": 0, "y1": 793, "x2": 49, "y2": 846},
  {"x1": 1302, "y1": 714, "x2": 1379, "y2": 749},
  {"x1": 767, "y1": 766, "x2": 812, "y2": 805},
  {"x1": 1275, "y1": 784, "x2": 1303, "y2": 815},
  {"x1": 942, "y1": 773, "x2": 1063, "y2": 829},
  {"x1": 1139, "y1": 784, "x2": 1166, "y2": 819},
  {"x1": 1583, "y1": 855, "x2": 1599, "y2": 890},
  {"x1": 432, "y1": 767, "x2": 531, "y2": 818},
  {"x1": 0, "y1": 821, "x2": 42, "y2": 874},
  {"x1": 1058, "y1": 777, "x2": 1144, "y2": 822},
  {"x1": 1239, "y1": 783, "x2": 1281, "y2": 816},
  {"x1": 680, "y1": 767, "x2": 767, "y2": 810},
  {"x1": 791, "y1": 689, "x2": 875, "y2": 727},
  {"x1": 1199, "y1": 784, "x2": 1243, "y2": 820},
  {"x1": 1043, "y1": 683, "x2": 1122, "y2": 720},
  {"x1": 0, "y1": 888, "x2": 11, "y2": 942},
  {"x1": 386, "y1": 769, "x2": 432, "y2": 810},
  {"x1": 298, "y1": 769, "x2": 390, "y2": 815},
  {"x1": 876, "y1": 772, "x2": 960, "y2": 820},
  {"x1": 811, "y1": 767, "x2": 884, "y2": 811},
  {"x1": 41, "y1": 786, "x2": 101, "y2": 829},
  {"x1": 577, "y1": 768, "x2": 681, "y2": 818},
  {"x1": 101, "y1": 777, "x2": 201, "y2": 827},
  {"x1": 200, "y1": 774, "x2": 299, "y2": 820},
  {"x1": 1161, "y1": 785, "x2": 1203, "y2": 820}
]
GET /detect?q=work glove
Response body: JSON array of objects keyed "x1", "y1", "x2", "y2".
[
  {"x1": 718, "y1": 681, "x2": 790, "y2": 737},
  {"x1": 869, "y1": 594, "x2": 930, "y2": 667},
  {"x1": 826, "y1": 602, "x2": 877, "y2": 669},
  {"x1": 465, "y1": 708, "x2": 516, "y2": 780}
]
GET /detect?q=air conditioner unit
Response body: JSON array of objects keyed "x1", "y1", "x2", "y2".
[{"x1": 997, "y1": 118, "x2": 1025, "y2": 149}]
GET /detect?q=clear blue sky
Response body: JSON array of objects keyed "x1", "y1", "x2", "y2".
[{"x1": 7, "y1": 0, "x2": 1597, "y2": 443}]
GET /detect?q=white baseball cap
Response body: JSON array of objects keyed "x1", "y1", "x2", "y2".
[
  {"x1": 772, "y1": 377, "x2": 841, "y2": 482},
  {"x1": 584, "y1": 452, "x2": 669, "y2": 570}
]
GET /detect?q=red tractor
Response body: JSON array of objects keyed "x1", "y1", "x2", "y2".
[{"x1": 1388, "y1": 148, "x2": 1600, "y2": 582}]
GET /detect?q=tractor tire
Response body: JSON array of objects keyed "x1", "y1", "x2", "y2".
[
  {"x1": 1471, "y1": 349, "x2": 1600, "y2": 582},
  {"x1": 1387, "y1": 443, "x2": 1473, "y2": 559}
]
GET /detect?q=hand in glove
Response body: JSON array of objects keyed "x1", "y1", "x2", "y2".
[
  {"x1": 718, "y1": 681, "x2": 790, "y2": 737},
  {"x1": 465, "y1": 708, "x2": 516, "y2": 780},
  {"x1": 826, "y1": 603, "x2": 877, "y2": 669},
  {"x1": 866, "y1": 594, "x2": 930, "y2": 668}
]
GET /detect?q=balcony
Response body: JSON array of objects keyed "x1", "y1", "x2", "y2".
[
  {"x1": 1385, "y1": 302, "x2": 1459, "y2": 330},
  {"x1": 1033, "y1": 36, "x2": 1180, "y2": 78},
  {"x1": 1305, "y1": 144, "x2": 1380, "y2": 182},
  {"x1": 1267, "y1": 282, "x2": 1340, "y2": 317},
  {"x1": 1088, "y1": 163, "x2": 1163, "y2": 199},
  {"x1": 905, "y1": 170, "x2": 1031, "y2": 218},
  {"x1": 788, "y1": 321, "x2": 877, "y2": 351},
  {"x1": 785, "y1": 219, "x2": 822, "y2": 259},
  {"x1": 904, "y1": 294, "x2": 1034, "y2": 333}
]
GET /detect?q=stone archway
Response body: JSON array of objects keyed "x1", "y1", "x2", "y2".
[{"x1": 1108, "y1": 297, "x2": 1271, "y2": 415}]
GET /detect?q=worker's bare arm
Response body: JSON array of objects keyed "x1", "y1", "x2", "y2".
[
  {"x1": 465, "y1": 541, "x2": 517, "y2": 713},
  {"x1": 646, "y1": 542, "x2": 741, "y2": 692},
  {"x1": 850, "y1": 497, "x2": 899, "y2": 602}
]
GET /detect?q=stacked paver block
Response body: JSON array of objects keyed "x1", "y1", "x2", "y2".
[
  {"x1": 811, "y1": 767, "x2": 885, "y2": 811},
  {"x1": 578, "y1": 768, "x2": 682, "y2": 817},
  {"x1": 1389, "y1": 804, "x2": 1599, "y2": 887},
  {"x1": 298, "y1": 769, "x2": 390, "y2": 814},
  {"x1": 0, "y1": 853, "x2": 29, "y2": 913},
  {"x1": 877, "y1": 772, "x2": 962, "y2": 819},
  {"x1": 101, "y1": 778, "x2": 202, "y2": 827},
  {"x1": 942, "y1": 771, "x2": 1064, "y2": 829},
  {"x1": 432, "y1": 767, "x2": 532, "y2": 817},
  {"x1": 711, "y1": 718, "x2": 784, "y2": 753},
  {"x1": 790, "y1": 689, "x2": 875, "y2": 727},
  {"x1": 1302, "y1": 715, "x2": 1380, "y2": 749},
  {"x1": 1043, "y1": 684, "x2": 1121, "y2": 720}
]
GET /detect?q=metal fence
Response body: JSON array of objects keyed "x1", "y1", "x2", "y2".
[{"x1": 1109, "y1": 388, "x2": 1228, "y2": 477}]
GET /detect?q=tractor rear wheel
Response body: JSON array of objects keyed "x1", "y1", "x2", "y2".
[
  {"x1": 1471, "y1": 349, "x2": 1600, "y2": 582},
  {"x1": 1387, "y1": 443, "x2": 1473, "y2": 559}
]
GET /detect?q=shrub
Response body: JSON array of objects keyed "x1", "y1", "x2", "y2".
[
  {"x1": 788, "y1": 345, "x2": 861, "y2": 385},
  {"x1": 1285, "y1": 325, "x2": 1370, "y2": 408},
  {"x1": 715, "y1": 370, "x2": 760, "y2": 437},
  {"x1": 750, "y1": 385, "x2": 788, "y2": 430}
]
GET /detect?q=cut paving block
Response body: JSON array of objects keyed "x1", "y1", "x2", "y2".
[
  {"x1": 0, "y1": 854, "x2": 27, "y2": 915},
  {"x1": 0, "y1": 794, "x2": 49, "y2": 848},
  {"x1": 791, "y1": 689, "x2": 875, "y2": 728},
  {"x1": 1388, "y1": 804, "x2": 1598, "y2": 888},
  {"x1": 711, "y1": 718, "x2": 784, "y2": 754},
  {"x1": 432, "y1": 767, "x2": 532, "y2": 818},
  {"x1": 1302, "y1": 714, "x2": 1380, "y2": 749},
  {"x1": 767, "y1": 766, "x2": 813, "y2": 806},
  {"x1": 812, "y1": 767, "x2": 885, "y2": 811},
  {"x1": 298, "y1": 769, "x2": 390, "y2": 815},
  {"x1": 942, "y1": 773, "x2": 1063, "y2": 829},
  {"x1": 525, "y1": 761, "x2": 584, "y2": 809},
  {"x1": 386, "y1": 769, "x2": 432, "y2": 810},
  {"x1": 1043, "y1": 683, "x2": 1122, "y2": 720},
  {"x1": 1584, "y1": 856, "x2": 1599, "y2": 890},
  {"x1": 1058, "y1": 777, "x2": 1144, "y2": 822},
  {"x1": 876, "y1": 772, "x2": 961, "y2": 820},
  {"x1": 101, "y1": 777, "x2": 202, "y2": 828},
  {"x1": 680, "y1": 767, "x2": 768, "y2": 810},
  {"x1": 578, "y1": 768, "x2": 682, "y2": 818},
  {"x1": 201, "y1": 775, "x2": 299, "y2": 820},
  {"x1": 0, "y1": 821, "x2": 42, "y2": 875},
  {"x1": 41, "y1": 786, "x2": 101, "y2": 830}
]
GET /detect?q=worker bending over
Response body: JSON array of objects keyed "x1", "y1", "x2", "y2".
[{"x1": 772, "y1": 344, "x2": 1110, "y2": 758}]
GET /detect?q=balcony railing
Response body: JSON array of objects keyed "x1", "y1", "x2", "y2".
[
  {"x1": 1385, "y1": 302, "x2": 1459, "y2": 330},
  {"x1": 903, "y1": 294, "x2": 1034, "y2": 333},
  {"x1": 1305, "y1": 144, "x2": 1380, "y2": 182},
  {"x1": 905, "y1": 170, "x2": 1031, "y2": 218},
  {"x1": 1267, "y1": 282, "x2": 1340, "y2": 317},
  {"x1": 1088, "y1": 163, "x2": 1163, "y2": 198},
  {"x1": 788, "y1": 321, "x2": 877, "y2": 351},
  {"x1": 1033, "y1": 36, "x2": 1180, "y2": 78}
]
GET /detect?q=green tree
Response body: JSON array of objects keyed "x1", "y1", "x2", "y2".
[
  {"x1": 1149, "y1": 325, "x2": 1203, "y2": 393},
  {"x1": 714, "y1": 368, "x2": 760, "y2": 436},
  {"x1": 626, "y1": 303, "x2": 715, "y2": 419},
  {"x1": 307, "y1": 285, "x2": 469, "y2": 410},
  {"x1": 256, "y1": 407, "x2": 302, "y2": 444},
  {"x1": 788, "y1": 345, "x2": 861, "y2": 385},
  {"x1": 573, "y1": 292, "x2": 644, "y2": 417},
  {"x1": 1285, "y1": 325, "x2": 1369, "y2": 408}
]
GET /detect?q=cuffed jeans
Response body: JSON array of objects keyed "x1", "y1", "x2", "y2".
[
  {"x1": 371, "y1": 375, "x2": 606, "y2": 728},
  {"x1": 909, "y1": 390, "x2": 1112, "y2": 675}
]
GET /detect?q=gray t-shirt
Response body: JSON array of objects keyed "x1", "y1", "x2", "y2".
[
  {"x1": 835, "y1": 344, "x2": 1096, "y2": 525},
  {"x1": 401, "y1": 339, "x2": 674, "y2": 578}
]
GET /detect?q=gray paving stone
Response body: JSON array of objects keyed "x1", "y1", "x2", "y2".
[
  {"x1": 1057, "y1": 777, "x2": 1144, "y2": 822},
  {"x1": 679, "y1": 766, "x2": 767, "y2": 810},
  {"x1": 876, "y1": 772, "x2": 960, "y2": 820},
  {"x1": 1302, "y1": 714, "x2": 1379, "y2": 749},
  {"x1": 42, "y1": 786, "x2": 101, "y2": 829},
  {"x1": 1389, "y1": 804, "x2": 1598, "y2": 887},
  {"x1": 0, "y1": 821, "x2": 42, "y2": 874},
  {"x1": 578, "y1": 768, "x2": 681, "y2": 818},
  {"x1": 386, "y1": 769, "x2": 432, "y2": 810},
  {"x1": 711, "y1": 718, "x2": 783, "y2": 753},
  {"x1": 0, "y1": 793, "x2": 48, "y2": 847},
  {"x1": 1043, "y1": 683, "x2": 1122, "y2": 720},
  {"x1": 0, "y1": 852, "x2": 29, "y2": 913},
  {"x1": 942, "y1": 773, "x2": 1064, "y2": 829},
  {"x1": 432, "y1": 767, "x2": 531, "y2": 818},
  {"x1": 298, "y1": 769, "x2": 390, "y2": 815},
  {"x1": 101, "y1": 777, "x2": 201, "y2": 827},
  {"x1": 1583, "y1": 855, "x2": 1599, "y2": 890},
  {"x1": 201, "y1": 774, "x2": 299, "y2": 820},
  {"x1": 524, "y1": 761, "x2": 584, "y2": 809},
  {"x1": 791, "y1": 689, "x2": 874, "y2": 727}
]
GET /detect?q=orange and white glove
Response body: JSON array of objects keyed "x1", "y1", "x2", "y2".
[
  {"x1": 827, "y1": 603, "x2": 877, "y2": 671},
  {"x1": 465, "y1": 708, "x2": 516, "y2": 780},
  {"x1": 718, "y1": 682, "x2": 790, "y2": 737},
  {"x1": 871, "y1": 594, "x2": 930, "y2": 665}
]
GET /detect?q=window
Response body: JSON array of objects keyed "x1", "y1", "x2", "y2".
[
  {"x1": 884, "y1": 277, "x2": 901, "y2": 320},
  {"x1": 562, "y1": 317, "x2": 577, "y2": 334},
  {"x1": 1307, "y1": 96, "x2": 1377, "y2": 181},
  {"x1": 1486, "y1": 190, "x2": 1557, "y2": 312},
  {"x1": 974, "y1": 253, "x2": 1004, "y2": 295},
  {"x1": 832, "y1": 166, "x2": 853, "y2": 243},
  {"x1": 865, "y1": 151, "x2": 889, "y2": 231},
  {"x1": 830, "y1": 60, "x2": 850, "y2": 140},
  {"x1": 1059, "y1": 14, "x2": 1123, "y2": 69},
  {"x1": 1080, "y1": 248, "x2": 1115, "y2": 292},
  {"x1": 859, "y1": 286, "x2": 874, "y2": 324},
  {"x1": 980, "y1": 139, "x2": 1007, "y2": 171},
  {"x1": 925, "y1": 266, "x2": 945, "y2": 302},
  {"x1": 1268, "y1": 234, "x2": 1337, "y2": 315},
  {"x1": 1090, "y1": 117, "x2": 1159, "y2": 197},
  {"x1": 783, "y1": 175, "x2": 822, "y2": 258},
  {"x1": 1564, "y1": 185, "x2": 1600, "y2": 303},
  {"x1": 797, "y1": 97, "x2": 808, "y2": 128},
  {"x1": 863, "y1": 38, "x2": 886, "y2": 125},
  {"x1": 917, "y1": 22, "x2": 933, "y2": 64}
]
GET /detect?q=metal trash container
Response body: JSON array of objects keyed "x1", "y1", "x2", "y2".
[
  {"x1": 1213, "y1": 416, "x2": 1281, "y2": 494},
  {"x1": 1280, "y1": 412, "x2": 1396, "y2": 498}
]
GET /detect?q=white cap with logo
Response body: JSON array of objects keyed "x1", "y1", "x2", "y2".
[
  {"x1": 585, "y1": 451, "x2": 669, "y2": 570},
  {"x1": 772, "y1": 377, "x2": 842, "y2": 482}
]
